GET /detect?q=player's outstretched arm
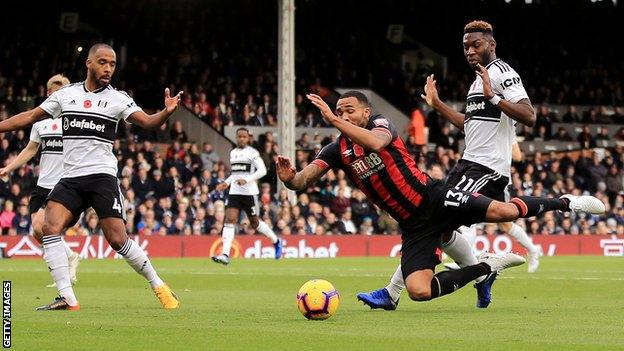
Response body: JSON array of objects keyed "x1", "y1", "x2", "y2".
[
  {"x1": 420, "y1": 74, "x2": 466, "y2": 131},
  {"x1": 127, "y1": 88, "x2": 183, "y2": 129},
  {"x1": 0, "y1": 141, "x2": 40, "y2": 177},
  {"x1": 476, "y1": 64, "x2": 536, "y2": 127},
  {"x1": 307, "y1": 94, "x2": 391, "y2": 152},
  {"x1": 276, "y1": 155, "x2": 327, "y2": 191},
  {"x1": 0, "y1": 108, "x2": 48, "y2": 133}
]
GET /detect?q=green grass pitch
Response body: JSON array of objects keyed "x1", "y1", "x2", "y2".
[{"x1": 1, "y1": 256, "x2": 623, "y2": 350}]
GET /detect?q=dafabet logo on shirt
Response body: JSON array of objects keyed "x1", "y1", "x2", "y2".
[{"x1": 63, "y1": 117, "x2": 107, "y2": 132}]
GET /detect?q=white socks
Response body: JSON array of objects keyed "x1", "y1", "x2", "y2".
[
  {"x1": 116, "y1": 239, "x2": 164, "y2": 289},
  {"x1": 42, "y1": 235, "x2": 77, "y2": 306},
  {"x1": 506, "y1": 223, "x2": 539, "y2": 254},
  {"x1": 442, "y1": 231, "x2": 479, "y2": 267},
  {"x1": 63, "y1": 239, "x2": 75, "y2": 257},
  {"x1": 459, "y1": 225, "x2": 477, "y2": 249},
  {"x1": 256, "y1": 221, "x2": 278, "y2": 244},
  {"x1": 442, "y1": 231, "x2": 485, "y2": 283},
  {"x1": 221, "y1": 223, "x2": 236, "y2": 256},
  {"x1": 385, "y1": 265, "x2": 404, "y2": 302}
]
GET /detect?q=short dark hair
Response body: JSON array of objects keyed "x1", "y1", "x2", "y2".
[
  {"x1": 236, "y1": 127, "x2": 249, "y2": 134},
  {"x1": 339, "y1": 91, "x2": 370, "y2": 107},
  {"x1": 464, "y1": 20, "x2": 493, "y2": 35}
]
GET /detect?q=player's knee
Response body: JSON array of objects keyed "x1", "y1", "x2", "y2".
[
  {"x1": 488, "y1": 203, "x2": 517, "y2": 222},
  {"x1": 107, "y1": 233, "x2": 127, "y2": 251},
  {"x1": 250, "y1": 218, "x2": 260, "y2": 228},
  {"x1": 42, "y1": 221, "x2": 64, "y2": 236},
  {"x1": 32, "y1": 228, "x2": 44, "y2": 245},
  {"x1": 500, "y1": 204, "x2": 519, "y2": 221},
  {"x1": 32, "y1": 220, "x2": 44, "y2": 238},
  {"x1": 406, "y1": 284, "x2": 432, "y2": 301},
  {"x1": 104, "y1": 227, "x2": 128, "y2": 251}
]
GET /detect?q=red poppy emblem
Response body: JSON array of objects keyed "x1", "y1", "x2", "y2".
[
  {"x1": 353, "y1": 144, "x2": 364, "y2": 157},
  {"x1": 52, "y1": 123, "x2": 58, "y2": 131},
  {"x1": 84, "y1": 100, "x2": 92, "y2": 108}
]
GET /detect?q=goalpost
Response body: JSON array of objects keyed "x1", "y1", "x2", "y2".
[{"x1": 277, "y1": 0, "x2": 297, "y2": 203}]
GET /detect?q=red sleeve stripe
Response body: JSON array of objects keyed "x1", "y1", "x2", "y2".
[
  {"x1": 372, "y1": 127, "x2": 392, "y2": 139},
  {"x1": 311, "y1": 159, "x2": 329, "y2": 170}
]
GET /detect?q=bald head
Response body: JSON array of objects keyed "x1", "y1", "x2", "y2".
[{"x1": 88, "y1": 43, "x2": 115, "y2": 58}]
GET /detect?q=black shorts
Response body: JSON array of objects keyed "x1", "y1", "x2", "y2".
[
  {"x1": 29, "y1": 185, "x2": 52, "y2": 214},
  {"x1": 446, "y1": 159, "x2": 510, "y2": 201},
  {"x1": 400, "y1": 180, "x2": 494, "y2": 279},
  {"x1": 225, "y1": 194, "x2": 258, "y2": 218},
  {"x1": 46, "y1": 174, "x2": 126, "y2": 222}
]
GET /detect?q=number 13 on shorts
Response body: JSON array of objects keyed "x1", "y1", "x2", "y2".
[{"x1": 444, "y1": 189, "x2": 470, "y2": 208}]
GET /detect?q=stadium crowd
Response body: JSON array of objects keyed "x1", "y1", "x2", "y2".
[
  {"x1": 0, "y1": 0, "x2": 622, "y2": 238},
  {"x1": 2, "y1": 1, "x2": 623, "y2": 133}
]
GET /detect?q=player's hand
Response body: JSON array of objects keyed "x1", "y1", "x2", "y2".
[
  {"x1": 420, "y1": 74, "x2": 440, "y2": 108},
  {"x1": 0, "y1": 167, "x2": 9, "y2": 178},
  {"x1": 475, "y1": 64, "x2": 494, "y2": 99},
  {"x1": 235, "y1": 179, "x2": 247, "y2": 186},
  {"x1": 276, "y1": 155, "x2": 296, "y2": 183},
  {"x1": 215, "y1": 182, "x2": 229, "y2": 192},
  {"x1": 306, "y1": 94, "x2": 338, "y2": 125},
  {"x1": 164, "y1": 88, "x2": 184, "y2": 114}
]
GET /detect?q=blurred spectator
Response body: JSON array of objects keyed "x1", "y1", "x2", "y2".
[
  {"x1": 330, "y1": 188, "x2": 350, "y2": 218},
  {"x1": 324, "y1": 212, "x2": 346, "y2": 235},
  {"x1": 132, "y1": 165, "x2": 155, "y2": 202},
  {"x1": 562, "y1": 105, "x2": 581, "y2": 123},
  {"x1": 0, "y1": 200, "x2": 15, "y2": 235},
  {"x1": 12, "y1": 204, "x2": 30, "y2": 235},
  {"x1": 535, "y1": 104, "x2": 556, "y2": 138},
  {"x1": 554, "y1": 127, "x2": 573, "y2": 141},
  {"x1": 170, "y1": 121, "x2": 188, "y2": 143},
  {"x1": 595, "y1": 126, "x2": 611, "y2": 141},
  {"x1": 340, "y1": 209, "x2": 357, "y2": 234},
  {"x1": 359, "y1": 217, "x2": 375, "y2": 235},
  {"x1": 577, "y1": 125, "x2": 596, "y2": 149}
]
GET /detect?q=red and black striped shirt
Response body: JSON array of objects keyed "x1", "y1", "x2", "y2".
[{"x1": 312, "y1": 114, "x2": 430, "y2": 223}]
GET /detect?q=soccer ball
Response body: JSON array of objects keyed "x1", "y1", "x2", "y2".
[{"x1": 296, "y1": 279, "x2": 340, "y2": 320}]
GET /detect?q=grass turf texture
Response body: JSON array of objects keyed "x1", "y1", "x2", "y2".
[{"x1": 1, "y1": 257, "x2": 623, "y2": 351}]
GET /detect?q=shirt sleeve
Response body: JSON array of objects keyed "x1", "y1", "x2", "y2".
[
  {"x1": 369, "y1": 115, "x2": 398, "y2": 141},
  {"x1": 311, "y1": 141, "x2": 341, "y2": 171},
  {"x1": 119, "y1": 93, "x2": 144, "y2": 122},
  {"x1": 29, "y1": 124, "x2": 41, "y2": 144},
  {"x1": 245, "y1": 151, "x2": 267, "y2": 183},
  {"x1": 493, "y1": 69, "x2": 529, "y2": 103},
  {"x1": 38, "y1": 91, "x2": 62, "y2": 118}
]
